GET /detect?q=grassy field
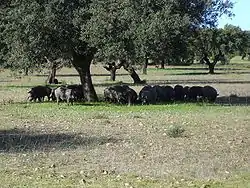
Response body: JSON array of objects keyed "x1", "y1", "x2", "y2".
[{"x1": 0, "y1": 58, "x2": 250, "y2": 187}]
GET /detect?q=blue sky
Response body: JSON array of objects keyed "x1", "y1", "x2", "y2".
[{"x1": 218, "y1": 0, "x2": 250, "y2": 30}]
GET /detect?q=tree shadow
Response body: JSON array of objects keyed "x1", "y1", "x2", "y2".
[
  {"x1": 92, "y1": 79, "x2": 250, "y2": 87},
  {"x1": 149, "y1": 67, "x2": 245, "y2": 71},
  {"x1": 165, "y1": 71, "x2": 250, "y2": 76},
  {"x1": 70, "y1": 102, "x2": 105, "y2": 106},
  {"x1": 216, "y1": 96, "x2": 250, "y2": 106},
  {"x1": 1, "y1": 85, "x2": 34, "y2": 88},
  {"x1": 34, "y1": 73, "x2": 129, "y2": 77},
  {"x1": 0, "y1": 128, "x2": 121, "y2": 153},
  {"x1": 94, "y1": 81, "x2": 146, "y2": 87},
  {"x1": 144, "y1": 80, "x2": 250, "y2": 85},
  {"x1": 166, "y1": 72, "x2": 210, "y2": 75}
]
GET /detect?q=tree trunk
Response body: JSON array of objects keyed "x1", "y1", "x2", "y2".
[
  {"x1": 208, "y1": 63, "x2": 215, "y2": 74},
  {"x1": 202, "y1": 54, "x2": 218, "y2": 74},
  {"x1": 130, "y1": 69, "x2": 143, "y2": 84},
  {"x1": 48, "y1": 62, "x2": 57, "y2": 84},
  {"x1": 72, "y1": 51, "x2": 98, "y2": 102},
  {"x1": 110, "y1": 69, "x2": 116, "y2": 81},
  {"x1": 160, "y1": 59, "x2": 165, "y2": 69},
  {"x1": 121, "y1": 60, "x2": 143, "y2": 84},
  {"x1": 241, "y1": 53, "x2": 246, "y2": 60},
  {"x1": 24, "y1": 67, "x2": 28, "y2": 76},
  {"x1": 142, "y1": 57, "x2": 148, "y2": 75},
  {"x1": 104, "y1": 62, "x2": 122, "y2": 82},
  {"x1": 45, "y1": 57, "x2": 58, "y2": 84}
]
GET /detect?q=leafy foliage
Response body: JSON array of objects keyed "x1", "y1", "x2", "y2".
[
  {"x1": 194, "y1": 25, "x2": 249, "y2": 66},
  {"x1": 83, "y1": 0, "x2": 234, "y2": 65},
  {"x1": 0, "y1": 0, "x2": 93, "y2": 71},
  {"x1": 0, "y1": 0, "x2": 236, "y2": 71}
]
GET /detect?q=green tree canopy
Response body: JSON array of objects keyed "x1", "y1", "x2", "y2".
[
  {"x1": 1, "y1": 0, "x2": 98, "y2": 101},
  {"x1": 0, "y1": 0, "x2": 234, "y2": 97},
  {"x1": 83, "y1": 0, "x2": 234, "y2": 64},
  {"x1": 193, "y1": 25, "x2": 249, "y2": 73}
]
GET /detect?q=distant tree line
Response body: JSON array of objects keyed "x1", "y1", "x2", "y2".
[{"x1": 0, "y1": 0, "x2": 249, "y2": 101}]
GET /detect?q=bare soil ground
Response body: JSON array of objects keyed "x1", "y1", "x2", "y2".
[{"x1": 0, "y1": 58, "x2": 250, "y2": 187}]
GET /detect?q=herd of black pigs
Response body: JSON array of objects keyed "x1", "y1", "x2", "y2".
[{"x1": 27, "y1": 84, "x2": 218, "y2": 105}]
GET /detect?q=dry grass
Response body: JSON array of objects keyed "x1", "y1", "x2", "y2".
[
  {"x1": 0, "y1": 103, "x2": 249, "y2": 187},
  {"x1": 0, "y1": 59, "x2": 250, "y2": 187}
]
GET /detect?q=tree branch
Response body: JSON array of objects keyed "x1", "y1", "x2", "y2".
[
  {"x1": 103, "y1": 61, "x2": 123, "y2": 71},
  {"x1": 103, "y1": 64, "x2": 112, "y2": 71},
  {"x1": 115, "y1": 60, "x2": 124, "y2": 69}
]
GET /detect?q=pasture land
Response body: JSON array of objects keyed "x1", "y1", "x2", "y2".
[{"x1": 0, "y1": 59, "x2": 250, "y2": 187}]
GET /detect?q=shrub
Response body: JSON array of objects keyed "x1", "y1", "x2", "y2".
[{"x1": 167, "y1": 125, "x2": 185, "y2": 138}]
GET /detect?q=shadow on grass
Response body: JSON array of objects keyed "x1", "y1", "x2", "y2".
[
  {"x1": 144, "y1": 80, "x2": 250, "y2": 85},
  {"x1": 93, "y1": 80, "x2": 250, "y2": 87},
  {"x1": 165, "y1": 71, "x2": 250, "y2": 76},
  {"x1": 0, "y1": 81, "x2": 146, "y2": 89},
  {"x1": 69, "y1": 102, "x2": 106, "y2": 106},
  {"x1": 148, "y1": 67, "x2": 246, "y2": 71},
  {"x1": 166, "y1": 72, "x2": 209, "y2": 76},
  {"x1": 94, "y1": 81, "x2": 147, "y2": 87},
  {"x1": 0, "y1": 128, "x2": 120, "y2": 153},
  {"x1": 88, "y1": 79, "x2": 250, "y2": 87},
  {"x1": 33, "y1": 73, "x2": 130, "y2": 77},
  {"x1": 216, "y1": 96, "x2": 250, "y2": 106}
]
